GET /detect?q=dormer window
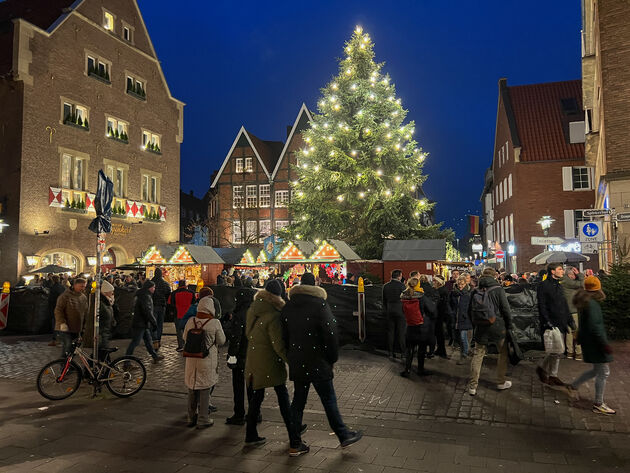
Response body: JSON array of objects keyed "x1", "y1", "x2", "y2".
[
  {"x1": 103, "y1": 11, "x2": 114, "y2": 31},
  {"x1": 123, "y1": 27, "x2": 130, "y2": 41}
]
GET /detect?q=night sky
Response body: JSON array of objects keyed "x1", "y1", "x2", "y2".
[{"x1": 138, "y1": 0, "x2": 581, "y2": 238}]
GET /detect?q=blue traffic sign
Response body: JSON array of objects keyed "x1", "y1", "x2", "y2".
[{"x1": 582, "y1": 222, "x2": 599, "y2": 237}]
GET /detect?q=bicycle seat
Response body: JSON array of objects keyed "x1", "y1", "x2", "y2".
[{"x1": 99, "y1": 347, "x2": 119, "y2": 353}]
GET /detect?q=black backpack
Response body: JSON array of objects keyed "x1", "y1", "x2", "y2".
[
  {"x1": 470, "y1": 286, "x2": 500, "y2": 326},
  {"x1": 183, "y1": 318, "x2": 211, "y2": 358}
]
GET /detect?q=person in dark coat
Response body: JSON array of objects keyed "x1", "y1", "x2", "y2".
[
  {"x1": 282, "y1": 273, "x2": 363, "y2": 451},
  {"x1": 467, "y1": 268, "x2": 513, "y2": 396},
  {"x1": 126, "y1": 280, "x2": 164, "y2": 362},
  {"x1": 568, "y1": 276, "x2": 615, "y2": 415},
  {"x1": 400, "y1": 277, "x2": 437, "y2": 377},
  {"x1": 382, "y1": 269, "x2": 406, "y2": 360},
  {"x1": 83, "y1": 281, "x2": 116, "y2": 359},
  {"x1": 151, "y1": 267, "x2": 172, "y2": 350},
  {"x1": 449, "y1": 275, "x2": 473, "y2": 364},
  {"x1": 47, "y1": 275, "x2": 66, "y2": 346},
  {"x1": 536, "y1": 263, "x2": 576, "y2": 386},
  {"x1": 431, "y1": 276, "x2": 450, "y2": 359},
  {"x1": 225, "y1": 283, "x2": 258, "y2": 425}
]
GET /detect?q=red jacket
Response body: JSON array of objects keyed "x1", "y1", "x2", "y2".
[
  {"x1": 169, "y1": 288, "x2": 195, "y2": 319},
  {"x1": 402, "y1": 297, "x2": 424, "y2": 326}
]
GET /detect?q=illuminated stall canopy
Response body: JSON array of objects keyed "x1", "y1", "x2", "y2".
[{"x1": 139, "y1": 246, "x2": 166, "y2": 265}]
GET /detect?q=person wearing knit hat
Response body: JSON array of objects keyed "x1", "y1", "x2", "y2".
[
  {"x1": 567, "y1": 277, "x2": 615, "y2": 415},
  {"x1": 183, "y1": 293, "x2": 226, "y2": 429},
  {"x1": 300, "y1": 272, "x2": 316, "y2": 286},
  {"x1": 82, "y1": 280, "x2": 116, "y2": 354}
]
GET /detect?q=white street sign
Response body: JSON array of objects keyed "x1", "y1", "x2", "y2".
[
  {"x1": 582, "y1": 242, "x2": 599, "y2": 254},
  {"x1": 531, "y1": 236, "x2": 565, "y2": 246},
  {"x1": 616, "y1": 212, "x2": 630, "y2": 222},
  {"x1": 578, "y1": 220, "x2": 604, "y2": 243},
  {"x1": 583, "y1": 209, "x2": 612, "y2": 218}
]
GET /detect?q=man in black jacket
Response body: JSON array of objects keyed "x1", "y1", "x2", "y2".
[
  {"x1": 151, "y1": 268, "x2": 172, "y2": 351},
  {"x1": 126, "y1": 280, "x2": 164, "y2": 362},
  {"x1": 225, "y1": 282, "x2": 257, "y2": 425},
  {"x1": 282, "y1": 273, "x2": 362, "y2": 455},
  {"x1": 382, "y1": 269, "x2": 406, "y2": 360},
  {"x1": 536, "y1": 263, "x2": 575, "y2": 385}
]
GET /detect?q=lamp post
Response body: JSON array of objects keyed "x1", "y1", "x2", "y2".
[{"x1": 537, "y1": 216, "x2": 555, "y2": 237}]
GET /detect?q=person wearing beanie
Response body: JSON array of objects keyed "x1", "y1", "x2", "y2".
[
  {"x1": 282, "y1": 273, "x2": 363, "y2": 454},
  {"x1": 183, "y1": 296, "x2": 226, "y2": 429},
  {"x1": 126, "y1": 280, "x2": 164, "y2": 362},
  {"x1": 567, "y1": 276, "x2": 615, "y2": 415},
  {"x1": 83, "y1": 281, "x2": 116, "y2": 356},
  {"x1": 54, "y1": 277, "x2": 88, "y2": 357},
  {"x1": 242, "y1": 280, "x2": 306, "y2": 453}
]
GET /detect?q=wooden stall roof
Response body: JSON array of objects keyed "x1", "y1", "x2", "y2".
[{"x1": 382, "y1": 239, "x2": 446, "y2": 261}]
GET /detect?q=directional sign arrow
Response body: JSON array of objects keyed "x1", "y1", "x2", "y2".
[{"x1": 616, "y1": 212, "x2": 630, "y2": 222}]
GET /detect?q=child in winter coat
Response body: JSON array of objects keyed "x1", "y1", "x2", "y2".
[{"x1": 183, "y1": 297, "x2": 226, "y2": 428}]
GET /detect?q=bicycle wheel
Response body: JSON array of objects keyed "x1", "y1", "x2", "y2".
[
  {"x1": 37, "y1": 359, "x2": 82, "y2": 401},
  {"x1": 105, "y1": 356, "x2": 146, "y2": 398}
]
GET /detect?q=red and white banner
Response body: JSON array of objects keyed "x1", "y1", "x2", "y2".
[
  {"x1": 126, "y1": 200, "x2": 143, "y2": 218},
  {"x1": 159, "y1": 206, "x2": 167, "y2": 221},
  {"x1": 86, "y1": 193, "x2": 96, "y2": 212},
  {"x1": 48, "y1": 187, "x2": 63, "y2": 207},
  {"x1": 0, "y1": 293, "x2": 9, "y2": 330}
]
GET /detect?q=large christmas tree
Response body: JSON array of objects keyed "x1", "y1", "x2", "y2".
[{"x1": 287, "y1": 27, "x2": 450, "y2": 258}]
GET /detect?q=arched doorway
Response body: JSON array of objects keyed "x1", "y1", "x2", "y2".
[
  {"x1": 103, "y1": 245, "x2": 129, "y2": 272},
  {"x1": 40, "y1": 249, "x2": 83, "y2": 275}
]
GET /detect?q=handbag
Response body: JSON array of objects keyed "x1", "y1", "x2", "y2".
[{"x1": 543, "y1": 327, "x2": 565, "y2": 354}]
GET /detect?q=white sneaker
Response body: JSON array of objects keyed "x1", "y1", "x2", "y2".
[
  {"x1": 468, "y1": 387, "x2": 477, "y2": 396},
  {"x1": 497, "y1": 381, "x2": 512, "y2": 390}
]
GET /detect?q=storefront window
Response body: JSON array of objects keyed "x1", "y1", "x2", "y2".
[{"x1": 41, "y1": 252, "x2": 79, "y2": 274}]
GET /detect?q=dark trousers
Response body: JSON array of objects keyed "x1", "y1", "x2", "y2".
[
  {"x1": 126, "y1": 327, "x2": 158, "y2": 358},
  {"x1": 246, "y1": 384, "x2": 297, "y2": 445},
  {"x1": 56, "y1": 331, "x2": 78, "y2": 357},
  {"x1": 387, "y1": 315, "x2": 407, "y2": 356},
  {"x1": 405, "y1": 340, "x2": 428, "y2": 373},
  {"x1": 434, "y1": 318, "x2": 447, "y2": 356},
  {"x1": 153, "y1": 306, "x2": 165, "y2": 342},
  {"x1": 231, "y1": 363, "x2": 253, "y2": 418},
  {"x1": 291, "y1": 379, "x2": 350, "y2": 443}
]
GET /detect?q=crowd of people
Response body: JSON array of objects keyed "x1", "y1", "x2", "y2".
[{"x1": 382, "y1": 264, "x2": 616, "y2": 415}]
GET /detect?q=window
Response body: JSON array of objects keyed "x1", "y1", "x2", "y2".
[
  {"x1": 105, "y1": 164, "x2": 126, "y2": 198},
  {"x1": 106, "y1": 117, "x2": 128, "y2": 142},
  {"x1": 246, "y1": 221, "x2": 257, "y2": 241},
  {"x1": 245, "y1": 157, "x2": 253, "y2": 172},
  {"x1": 259, "y1": 220, "x2": 271, "y2": 240},
  {"x1": 275, "y1": 220, "x2": 289, "y2": 231},
  {"x1": 235, "y1": 158, "x2": 244, "y2": 173},
  {"x1": 564, "y1": 209, "x2": 586, "y2": 239},
  {"x1": 509, "y1": 214, "x2": 514, "y2": 241},
  {"x1": 142, "y1": 130, "x2": 161, "y2": 153},
  {"x1": 141, "y1": 173, "x2": 159, "y2": 203},
  {"x1": 62, "y1": 101, "x2": 89, "y2": 129},
  {"x1": 232, "y1": 186, "x2": 243, "y2": 208},
  {"x1": 275, "y1": 190, "x2": 289, "y2": 208},
  {"x1": 508, "y1": 174, "x2": 513, "y2": 198},
  {"x1": 503, "y1": 178, "x2": 508, "y2": 201},
  {"x1": 232, "y1": 221, "x2": 242, "y2": 244},
  {"x1": 259, "y1": 184, "x2": 270, "y2": 207},
  {"x1": 123, "y1": 26, "x2": 131, "y2": 42},
  {"x1": 103, "y1": 11, "x2": 114, "y2": 31},
  {"x1": 61, "y1": 153, "x2": 86, "y2": 190},
  {"x1": 498, "y1": 183, "x2": 503, "y2": 203},
  {"x1": 126, "y1": 75, "x2": 146, "y2": 99},
  {"x1": 562, "y1": 166, "x2": 593, "y2": 191},
  {"x1": 246, "y1": 185, "x2": 257, "y2": 208},
  {"x1": 87, "y1": 55, "x2": 110, "y2": 82}
]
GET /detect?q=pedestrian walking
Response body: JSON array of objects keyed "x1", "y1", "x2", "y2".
[
  {"x1": 151, "y1": 268, "x2": 172, "y2": 351},
  {"x1": 536, "y1": 263, "x2": 576, "y2": 386},
  {"x1": 282, "y1": 273, "x2": 362, "y2": 452},
  {"x1": 382, "y1": 269, "x2": 406, "y2": 360},
  {"x1": 567, "y1": 276, "x2": 615, "y2": 415},
  {"x1": 467, "y1": 268, "x2": 513, "y2": 396},
  {"x1": 169, "y1": 280, "x2": 196, "y2": 352},
  {"x1": 400, "y1": 277, "x2": 437, "y2": 378},
  {"x1": 561, "y1": 266, "x2": 585, "y2": 360},
  {"x1": 47, "y1": 275, "x2": 66, "y2": 346},
  {"x1": 450, "y1": 275, "x2": 473, "y2": 364},
  {"x1": 243, "y1": 280, "x2": 306, "y2": 452},
  {"x1": 54, "y1": 277, "x2": 89, "y2": 357},
  {"x1": 184, "y1": 297, "x2": 226, "y2": 428},
  {"x1": 125, "y1": 280, "x2": 164, "y2": 362}
]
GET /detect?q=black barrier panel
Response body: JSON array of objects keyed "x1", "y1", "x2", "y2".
[
  {"x1": 113, "y1": 286, "x2": 137, "y2": 338},
  {"x1": 6, "y1": 287, "x2": 50, "y2": 334}
]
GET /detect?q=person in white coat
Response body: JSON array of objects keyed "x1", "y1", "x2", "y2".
[{"x1": 183, "y1": 296, "x2": 226, "y2": 429}]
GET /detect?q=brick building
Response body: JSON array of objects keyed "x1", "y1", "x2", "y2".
[
  {"x1": 582, "y1": 0, "x2": 630, "y2": 268},
  {"x1": 209, "y1": 104, "x2": 312, "y2": 246},
  {"x1": 180, "y1": 189, "x2": 209, "y2": 245},
  {"x1": 482, "y1": 79, "x2": 594, "y2": 273},
  {"x1": 0, "y1": 0, "x2": 183, "y2": 282}
]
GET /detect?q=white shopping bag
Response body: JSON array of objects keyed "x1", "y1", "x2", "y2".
[{"x1": 543, "y1": 327, "x2": 565, "y2": 354}]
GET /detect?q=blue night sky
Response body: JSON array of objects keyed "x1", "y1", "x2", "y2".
[{"x1": 138, "y1": 0, "x2": 581, "y2": 238}]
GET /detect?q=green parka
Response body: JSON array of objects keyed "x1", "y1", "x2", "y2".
[
  {"x1": 245, "y1": 290, "x2": 288, "y2": 390},
  {"x1": 578, "y1": 298, "x2": 613, "y2": 364}
]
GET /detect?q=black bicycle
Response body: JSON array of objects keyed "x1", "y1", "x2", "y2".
[{"x1": 37, "y1": 338, "x2": 146, "y2": 400}]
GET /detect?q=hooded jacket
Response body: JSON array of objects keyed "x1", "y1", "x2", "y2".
[
  {"x1": 281, "y1": 284, "x2": 338, "y2": 383},
  {"x1": 132, "y1": 281, "x2": 157, "y2": 329},
  {"x1": 151, "y1": 268, "x2": 172, "y2": 308},
  {"x1": 227, "y1": 287, "x2": 258, "y2": 361},
  {"x1": 401, "y1": 290, "x2": 437, "y2": 343},
  {"x1": 450, "y1": 286, "x2": 473, "y2": 330},
  {"x1": 470, "y1": 276, "x2": 512, "y2": 346},
  {"x1": 537, "y1": 275, "x2": 574, "y2": 333},
  {"x1": 244, "y1": 290, "x2": 288, "y2": 390}
]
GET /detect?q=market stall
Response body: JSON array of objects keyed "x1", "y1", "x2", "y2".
[
  {"x1": 139, "y1": 244, "x2": 224, "y2": 287},
  {"x1": 381, "y1": 239, "x2": 446, "y2": 278}
]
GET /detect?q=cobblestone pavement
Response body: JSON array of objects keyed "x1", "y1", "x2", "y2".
[{"x1": 1, "y1": 325, "x2": 628, "y2": 433}]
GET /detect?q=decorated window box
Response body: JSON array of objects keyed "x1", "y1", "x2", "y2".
[
  {"x1": 126, "y1": 87, "x2": 146, "y2": 101},
  {"x1": 62, "y1": 205, "x2": 88, "y2": 214},
  {"x1": 107, "y1": 128, "x2": 129, "y2": 143},
  {"x1": 88, "y1": 71, "x2": 111, "y2": 84},
  {"x1": 63, "y1": 117, "x2": 90, "y2": 131},
  {"x1": 143, "y1": 143, "x2": 162, "y2": 155}
]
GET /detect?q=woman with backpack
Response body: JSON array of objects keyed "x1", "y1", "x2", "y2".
[
  {"x1": 183, "y1": 297, "x2": 226, "y2": 429},
  {"x1": 567, "y1": 276, "x2": 615, "y2": 415},
  {"x1": 400, "y1": 277, "x2": 437, "y2": 378},
  {"x1": 450, "y1": 275, "x2": 473, "y2": 365}
]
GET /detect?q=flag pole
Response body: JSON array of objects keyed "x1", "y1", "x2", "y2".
[{"x1": 93, "y1": 224, "x2": 102, "y2": 397}]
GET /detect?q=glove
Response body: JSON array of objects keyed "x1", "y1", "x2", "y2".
[
  {"x1": 603, "y1": 344, "x2": 613, "y2": 355},
  {"x1": 544, "y1": 323, "x2": 554, "y2": 331},
  {"x1": 227, "y1": 355, "x2": 237, "y2": 369},
  {"x1": 59, "y1": 323, "x2": 69, "y2": 332}
]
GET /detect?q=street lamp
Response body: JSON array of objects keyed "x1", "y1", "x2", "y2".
[{"x1": 537, "y1": 216, "x2": 555, "y2": 236}]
